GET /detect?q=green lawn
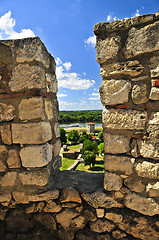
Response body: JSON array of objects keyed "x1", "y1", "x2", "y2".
[
  {"x1": 76, "y1": 156, "x2": 104, "y2": 172},
  {"x1": 60, "y1": 158, "x2": 76, "y2": 171},
  {"x1": 68, "y1": 144, "x2": 80, "y2": 150}
]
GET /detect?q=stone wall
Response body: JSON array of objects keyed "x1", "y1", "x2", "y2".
[{"x1": 0, "y1": 14, "x2": 159, "y2": 240}]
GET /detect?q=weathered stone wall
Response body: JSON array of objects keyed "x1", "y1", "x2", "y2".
[{"x1": 0, "y1": 14, "x2": 159, "y2": 239}]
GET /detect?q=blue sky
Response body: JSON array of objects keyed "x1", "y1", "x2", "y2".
[{"x1": 0, "y1": 0, "x2": 158, "y2": 111}]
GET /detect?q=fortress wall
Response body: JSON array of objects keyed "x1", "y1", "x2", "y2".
[{"x1": 0, "y1": 13, "x2": 159, "y2": 240}]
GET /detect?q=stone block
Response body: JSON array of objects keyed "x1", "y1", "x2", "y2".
[
  {"x1": 15, "y1": 37, "x2": 51, "y2": 68},
  {"x1": 12, "y1": 192, "x2": 29, "y2": 204},
  {"x1": 0, "y1": 103, "x2": 14, "y2": 122},
  {"x1": 96, "y1": 208, "x2": 104, "y2": 218},
  {"x1": 0, "y1": 125, "x2": 12, "y2": 145},
  {"x1": 103, "y1": 108, "x2": 147, "y2": 130},
  {"x1": 7, "y1": 149, "x2": 21, "y2": 168},
  {"x1": 27, "y1": 189, "x2": 59, "y2": 202},
  {"x1": 53, "y1": 138, "x2": 61, "y2": 157},
  {"x1": 96, "y1": 34, "x2": 121, "y2": 64},
  {"x1": 0, "y1": 172, "x2": 18, "y2": 187},
  {"x1": 146, "y1": 182, "x2": 159, "y2": 197},
  {"x1": 19, "y1": 97, "x2": 45, "y2": 121},
  {"x1": 104, "y1": 155, "x2": 134, "y2": 175},
  {"x1": 99, "y1": 80, "x2": 131, "y2": 106},
  {"x1": 131, "y1": 139, "x2": 140, "y2": 158},
  {"x1": 44, "y1": 100, "x2": 54, "y2": 120},
  {"x1": 0, "y1": 161, "x2": 7, "y2": 172},
  {"x1": 104, "y1": 172, "x2": 123, "y2": 191},
  {"x1": 9, "y1": 64, "x2": 45, "y2": 92},
  {"x1": 0, "y1": 145, "x2": 8, "y2": 161},
  {"x1": 104, "y1": 133, "x2": 130, "y2": 154},
  {"x1": 12, "y1": 122, "x2": 52, "y2": 144},
  {"x1": 0, "y1": 193, "x2": 12, "y2": 203},
  {"x1": 149, "y1": 87, "x2": 159, "y2": 100},
  {"x1": 70, "y1": 215, "x2": 86, "y2": 231},
  {"x1": 135, "y1": 161, "x2": 159, "y2": 179},
  {"x1": 19, "y1": 169, "x2": 50, "y2": 186},
  {"x1": 46, "y1": 74, "x2": 58, "y2": 93},
  {"x1": 132, "y1": 84, "x2": 148, "y2": 104},
  {"x1": 81, "y1": 189, "x2": 122, "y2": 209},
  {"x1": 124, "y1": 177, "x2": 145, "y2": 193},
  {"x1": 90, "y1": 219, "x2": 115, "y2": 233},
  {"x1": 150, "y1": 65, "x2": 159, "y2": 78},
  {"x1": 44, "y1": 201, "x2": 62, "y2": 213},
  {"x1": 112, "y1": 230, "x2": 126, "y2": 239},
  {"x1": 20, "y1": 143, "x2": 53, "y2": 168},
  {"x1": 54, "y1": 123, "x2": 60, "y2": 138},
  {"x1": 56, "y1": 209, "x2": 79, "y2": 229},
  {"x1": 125, "y1": 193, "x2": 159, "y2": 216},
  {"x1": 105, "y1": 213, "x2": 123, "y2": 223},
  {"x1": 125, "y1": 21, "x2": 159, "y2": 58},
  {"x1": 60, "y1": 187, "x2": 82, "y2": 203}
]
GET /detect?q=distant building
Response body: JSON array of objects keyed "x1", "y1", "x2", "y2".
[{"x1": 87, "y1": 122, "x2": 95, "y2": 133}]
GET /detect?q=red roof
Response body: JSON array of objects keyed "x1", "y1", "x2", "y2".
[{"x1": 87, "y1": 122, "x2": 95, "y2": 125}]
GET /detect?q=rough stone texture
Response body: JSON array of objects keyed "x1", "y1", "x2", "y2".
[
  {"x1": 124, "y1": 177, "x2": 145, "y2": 193},
  {"x1": 44, "y1": 99, "x2": 54, "y2": 120},
  {"x1": 104, "y1": 172, "x2": 123, "y2": 191},
  {"x1": 96, "y1": 208, "x2": 104, "y2": 218},
  {"x1": 56, "y1": 209, "x2": 79, "y2": 229},
  {"x1": 149, "y1": 87, "x2": 159, "y2": 100},
  {"x1": 96, "y1": 34, "x2": 121, "y2": 64},
  {"x1": 46, "y1": 73, "x2": 58, "y2": 93},
  {"x1": 60, "y1": 187, "x2": 82, "y2": 203},
  {"x1": 90, "y1": 219, "x2": 115, "y2": 233},
  {"x1": 0, "y1": 103, "x2": 14, "y2": 122},
  {"x1": 20, "y1": 143, "x2": 53, "y2": 168},
  {"x1": 0, "y1": 193, "x2": 12, "y2": 203},
  {"x1": 44, "y1": 201, "x2": 62, "y2": 213},
  {"x1": 82, "y1": 189, "x2": 122, "y2": 209},
  {"x1": 99, "y1": 80, "x2": 131, "y2": 106},
  {"x1": 27, "y1": 189, "x2": 59, "y2": 202},
  {"x1": 12, "y1": 122, "x2": 52, "y2": 144},
  {"x1": 135, "y1": 161, "x2": 159, "y2": 179},
  {"x1": 104, "y1": 133, "x2": 130, "y2": 154},
  {"x1": 104, "y1": 155, "x2": 134, "y2": 175},
  {"x1": 53, "y1": 138, "x2": 61, "y2": 157},
  {"x1": 70, "y1": 216, "x2": 86, "y2": 231},
  {"x1": 54, "y1": 123, "x2": 60, "y2": 138},
  {"x1": 7, "y1": 149, "x2": 21, "y2": 168},
  {"x1": 125, "y1": 21, "x2": 159, "y2": 58},
  {"x1": 0, "y1": 125, "x2": 12, "y2": 145},
  {"x1": 19, "y1": 169, "x2": 50, "y2": 186},
  {"x1": 105, "y1": 213, "x2": 123, "y2": 223},
  {"x1": 0, "y1": 172, "x2": 18, "y2": 187},
  {"x1": 125, "y1": 193, "x2": 159, "y2": 216},
  {"x1": 103, "y1": 108, "x2": 147, "y2": 130},
  {"x1": 19, "y1": 97, "x2": 45, "y2": 121},
  {"x1": 9, "y1": 64, "x2": 46, "y2": 92},
  {"x1": 12, "y1": 192, "x2": 29, "y2": 204},
  {"x1": 132, "y1": 84, "x2": 148, "y2": 104},
  {"x1": 146, "y1": 182, "x2": 159, "y2": 197}
]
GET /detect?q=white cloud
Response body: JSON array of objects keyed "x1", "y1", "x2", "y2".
[
  {"x1": 133, "y1": 9, "x2": 140, "y2": 17},
  {"x1": 106, "y1": 12, "x2": 118, "y2": 22},
  {"x1": 59, "y1": 101, "x2": 78, "y2": 106},
  {"x1": 89, "y1": 97, "x2": 99, "y2": 100},
  {"x1": 63, "y1": 62, "x2": 72, "y2": 71},
  {"x1": 0, "y1": 11, "x2": 35, "y2": 40},
  {"x1": 56, "y1": 57, "x2": 62, "y2": 66},
  {"x1": 57, "y1": 93, "x2": 67, "y2": 97},
  {"x1": 84, "y1": 35, "x2": 96, "y2": 47},
  {"x1": 56, "y1": 58, "x2": 95, "y2": 90},
  {"x1": 92, "y1": 93, "x2": 99, "y2": 96}
]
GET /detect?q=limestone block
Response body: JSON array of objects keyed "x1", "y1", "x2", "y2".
[
  {"x1": 103, "y1": 108, "x2": 147, "y2": 130},
  {"x1": 99, "y1": 80, "x2": 131, "y2": 106},
  {"x1": 0, "y1": 103, "x2": 14, "y2": 122},
  {"x1": 0, "y1": 161, "x2": 7, "y2": 172},
  {"x1": 104, "y1": 133, "x2": 130, "y2": 154},
  {"x1": 90, "y1": 219, "x2": 115, "y2": 233},
  {"x1": 96, "y1": 208, "x2": 104, "y2": 218},
  {"x1": 53, "y1": 138, "x2": 61, "y2": 157},
  {"x1": 150, "y1": 55, "x2": 159, "y2": 71},
  {"x1": 52, "y1": 155, "x2": 62, "y2": 171},
  {"x1": 124, "y1": 177, "x2": 145, "y2": 193},
  {"x1": 148, "y1": 112, "x2": 159, "y2": 125},
  {"x1": 81, "y1": 189, "x2": 122, "y2": 209},
  {"x1": 132, "y1": 84, "x2": 148, "y2": 104},
  {"x1": 44, "y1": 201, "x2": 62, "y2": 213},
  {"x1": 125, "y1": 21, "x2": 159, "y2": 58},
  {"x1": 36, "y1": 202, "x2": 45, "y2": 212},
  {"x1": 104, "y1": 155, "x2": 134, "y2": 175},
  {"x1": 0, "y1": 172, "x2": 17, "y2": 187},
  {"x1": 100, "y1": 60, "x2": 144, "y2": 78},
  {"x1": 54, "y1": 123, "x2": 60, "y2": 138},
  {"x1": 112, "y1": 230, "x2": 126, "y2": 239},
  {"x1": 135, "y1": 161, "x2": 159, "y2": 179},
  {"x1": 0, "y1": 193, "x2": 12, "y2": 203},
  {"x1": 150, "y1": 65, "x2": 159, "y2": 78},
  {"x1": 9, "y1": 64, "x2": 45, "y2": 92},
  {"x1": 125, "y1": 193, "x2": 159, "y2": 216},
  {"x1": 28, "y1": 189, "x2": 59, "y2": 202},
  {"x1": 60, "y1": 187, "x2": 82, "y2": 203},
  {"x1": 105, "y1": 213, "x2": 123, "y2": 223},
  {"x1": 96, "y1": 34, "x2": 121, "y2": 64},
  {"x1": 46, "y1": 74, "x2": 58, "y2": 93},
  {"x1": 15, "y1": 37, "x2": 51, "y2": 68},
  {"x1": 45, "y1": 100, "x2": 54, "y2": 120},
  {"x1": 0, "y1": 125, "x2": 12, "y2": 145},
  {"x1": 12, "y1": 122, "x2": 52, "y2": 144},
  {"x1": 12, "y1": 192, "x2": 29, "y2": 204},
  {"x1": 149, "y1": 87, "x2": 159, "y2": 100},
  {"x1": 56, "y1": 209, "x2": 79, "y2": 229},
  {"x1": 70, "y1": 215, "x2": 86, "y2": 231},
  {"x1": 104, "y1": 172, "x2": 123, "y2": 191},
  {"x1": 20, "y1": 143, "x2": 53, "y2": 168},
  {"x1": 146, "y1": 182, "x2": 159, "y2": 197},
  {"x1": 19, "y1": 169, "x2": 50, "y2": 186},
  {"x1": 7, "y1": 149, "x2": 21, "y2": 168},
  {"x1": 19, "y1": 97, "x2": 45, "y2": 121}
]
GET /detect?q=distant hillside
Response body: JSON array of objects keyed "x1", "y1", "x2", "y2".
[{"x1": 59, "y1": 110, "x2": 102, "y2": 124}]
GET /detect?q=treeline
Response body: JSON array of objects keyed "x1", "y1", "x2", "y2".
[{"x1": 59, "y1": 110, "x2": 102, "y2": 124}]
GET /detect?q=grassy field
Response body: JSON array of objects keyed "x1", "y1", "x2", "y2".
[
  {"x1": 68, "y1": 144, "x2": 80, "y2": 150},
  {"x1": 60, "y1": 158, "x2": 76, "y2": 171},
  {"x1": 73, "y1": 156, "x2": 104, "y2": 172}
]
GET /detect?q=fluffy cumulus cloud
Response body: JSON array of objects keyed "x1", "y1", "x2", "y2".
[
  {"x1": 57, "y1": 93, "x2": 67, "y2": 97},
  {"x1": 84, "y1": 35, "x2": 96, "y2": 47},
  {"x1": 0, "y1": 11, "x2": 35, "y2": 40},
  {"x1": 56, "y1": 58, "x2": 95, "y2": 90},
  {"x1": 106, "y1": 12, "x2": 117, "y2": 22},
  {"x1": 89, "y1": 92, "x2": 100, "y2": 100}
]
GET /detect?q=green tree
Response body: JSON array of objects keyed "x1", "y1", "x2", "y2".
[
  {"x1": 98, "y1": 129, "x2": 104, "y2": 143},
  {"x1": 60, "y1": 128, "x2": 67, "y2": 145},
  {"x1": 67, "y1": 130, "x2": 80, "y2": 144},
  {"x1": 79, "y1": 131, "x2": 92, "y2": 143},
  {"x1": 82, "y1": 139, "x2": 98, "y2": 168},
  {"x1": 98, "y1": 142, "x2": 104, "y2": 156},
  {"x1": 82, "y1": 150, "x2": 96, "y2": 168}
]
